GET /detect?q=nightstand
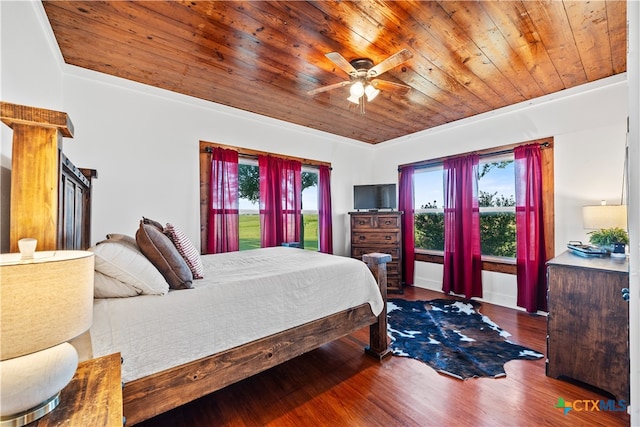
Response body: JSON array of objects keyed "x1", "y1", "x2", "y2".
[{"x1": 32, "y1": 353, "x2": 123, "y2": 426}]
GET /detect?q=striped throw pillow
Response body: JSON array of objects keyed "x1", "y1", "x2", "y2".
[{"x1": 164, "y1": 223, "x2": 204, "y2": 279}]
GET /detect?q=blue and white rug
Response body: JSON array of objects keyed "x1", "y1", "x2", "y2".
[{"x1": 387, "y1": 299, "x2": 544, "y2": 379}]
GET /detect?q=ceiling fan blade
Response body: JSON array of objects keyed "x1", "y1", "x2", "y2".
[
  {"x1": 307, "y1": 80, "x2": 352, "y2": 96},
  {"x1": 367, "y1": 49, "x2": 413, "y2": 78},
  {"x1": 325, "y1": 52, "x2": 358, "y2": 76},
  {"x1": 370, "y1": 79, "x2": 411, "y2": 95}
]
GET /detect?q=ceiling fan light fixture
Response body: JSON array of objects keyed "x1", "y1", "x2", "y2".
[
  {"x1": 347, "y1": 93, "x2": 361, "y2": 104},
  {"x1": 365, "y1": 84, "x2": 380, "y2": 102},
  {"x1": 349, "y1": 81, "x2": 365, "y2": 97}
]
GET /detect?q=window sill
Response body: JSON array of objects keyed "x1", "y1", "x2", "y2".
[{"x1": 414, "y1": 249, "x2": 517, "y2": 275}]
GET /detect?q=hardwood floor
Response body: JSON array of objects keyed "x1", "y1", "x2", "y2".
[{"x1": 137, "y1": 287, "x2": 630, "y2": 426}]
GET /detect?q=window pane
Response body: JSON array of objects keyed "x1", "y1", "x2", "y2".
[
  {"x1": 414, "y1": 166, "x2": 444, "y2": 251},
  {"x1": 478, "y1": 156, "x2": 516, "y2": 257},
  {"x1": 239, "y1": 160, "x2": 260, "y2": 250},
  {"x1": 301, "y1": 168, "x2": 319, "y2": 251}
]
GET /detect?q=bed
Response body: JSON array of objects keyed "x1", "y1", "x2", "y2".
[
  {"x1": 2, "y1": 102, "x2": 389, "y2": 425},
  {"x1": 86, "y1": 231, "x2": 390, "y2": 425}
]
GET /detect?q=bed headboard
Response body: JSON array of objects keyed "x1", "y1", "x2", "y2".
[{"x1": 1, "y1": 101, "x2": 96, "y2": 252}]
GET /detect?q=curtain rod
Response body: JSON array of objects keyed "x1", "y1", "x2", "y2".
[
  {"x1": 398, "y1": 140, "x2": 551, "y2": 172},
  {"x1": 201, "y1": 144, "x2": 332, "y2": 169}
]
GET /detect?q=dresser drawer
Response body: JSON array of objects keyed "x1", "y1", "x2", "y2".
[
  {"x1": 352, "y1": 231, "x2": 400, "y2": 245},
  {"x1": 352, "y1": 246, "x2": 400, "y2": 260},
  {"x1": 351, "y1": 214, "x2": 400, "y2": 230},
  {"x1": 376, "y1": 215, "x2": 401, "y2": 229},
  {"x1": 351, "y1": 215, "x2": 374, "y2": 229}
]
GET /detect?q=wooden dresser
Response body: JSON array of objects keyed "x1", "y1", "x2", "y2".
[
  {"x1": 546, "y1": 251, "x2": 629, "y2": 403},
  {"x1": 349, "y1": 211, "x2": 403, "y2": 293}
]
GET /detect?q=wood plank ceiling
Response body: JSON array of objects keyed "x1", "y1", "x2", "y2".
[{"x1": 42, "y1": 1, "x2": 627, "y2": 144}]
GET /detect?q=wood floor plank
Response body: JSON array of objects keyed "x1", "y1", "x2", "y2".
[{"x1": 137, "y1": 287, "x2": 630, "y2": 426}]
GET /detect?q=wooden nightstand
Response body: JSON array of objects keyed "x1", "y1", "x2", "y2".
[{"x1": 32, "y1": 353, "x2": 123, "y2": 426}]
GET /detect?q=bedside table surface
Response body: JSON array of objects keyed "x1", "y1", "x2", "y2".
[{"x1": 33, "y1": 353, "x2": 122, "y2": 426}]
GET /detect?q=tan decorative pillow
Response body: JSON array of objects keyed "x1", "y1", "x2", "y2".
[
  {"x1": 93, "y1": 271, "x2": 140, "y2": 298},
  {"x1": 136, "y1": 221, "x2": 193, "y2": 290},
  {"x1": 105, "y1": 233, "x2": 138, "y2": 249},
  {"x1": 164, "y1": 223, "x2": 204, "y2": 279}
]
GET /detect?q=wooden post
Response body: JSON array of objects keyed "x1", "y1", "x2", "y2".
[
  {"x1": 363, "y1": 252, "x2": 392, "y2": 360},
  {"x1": 1, "y1": 102, "x2": 74, "y2": 252}
]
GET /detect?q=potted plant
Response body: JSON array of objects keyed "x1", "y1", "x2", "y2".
[{"x1": 588, "y1": 227, "x2": 629, "y2": 257}]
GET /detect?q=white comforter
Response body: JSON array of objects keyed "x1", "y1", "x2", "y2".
[{"x1": 90, "y1": 247, "x2": 383, "y2": 382}]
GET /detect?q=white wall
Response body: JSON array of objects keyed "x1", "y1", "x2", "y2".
[
  {"x1": 371, "y1": 76, "x2": 629, "y2": 308},
  {"x1": 0, "y1": 1, "x2": 66, "y2": 251},
  {"x1": 61, "y1": 67, "x2": 374, "y2": 255}
]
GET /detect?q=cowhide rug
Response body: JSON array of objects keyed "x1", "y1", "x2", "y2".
[{"x1": 387, "y1": 298, "x2": 544, "y2": 380}]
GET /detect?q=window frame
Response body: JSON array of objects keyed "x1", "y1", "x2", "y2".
[
  {"x1": 199, "y1": 140, "x2": 330, "y2": 252},
  {"x1": 405, "y1": 138, "x2": 554, "y2": 275}
]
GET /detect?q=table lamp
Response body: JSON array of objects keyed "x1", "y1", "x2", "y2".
[
  {"x1": 0, "y1": 243, "x2": 94, "y2": 427},
  {"x1": 582, "y1": 202, "x2": 627, "y2": 230}
]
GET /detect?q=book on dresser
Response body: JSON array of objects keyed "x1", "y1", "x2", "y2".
[{"x1": 349, "y1": 211, "x2": 403, "y2": 293}]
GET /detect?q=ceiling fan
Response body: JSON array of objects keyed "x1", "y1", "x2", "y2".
[{"x1": 308, "y1": 49, "x2": 413, "y2": 114}]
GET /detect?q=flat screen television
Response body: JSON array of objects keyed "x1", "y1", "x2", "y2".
[{"x1": 353, "y1": 184, "x2": 397, "y2": 211}]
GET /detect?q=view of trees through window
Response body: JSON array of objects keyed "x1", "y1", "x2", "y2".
[
  {"x1": 238, "y1": 160, "x2": 319, "y2": 251},
  {"x1": 414, "y1": 156, "x2": 516, "y2": 257}
]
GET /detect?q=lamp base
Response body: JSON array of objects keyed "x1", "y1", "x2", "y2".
[
  {"x1": 0, "y1": 393, "x2": 60, "y2": 427},
  {"x1": 0, "y1": 343, "x2": 78, "y2": 427}
]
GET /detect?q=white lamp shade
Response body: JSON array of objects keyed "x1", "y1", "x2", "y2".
[
  {"x1": 0, "y1": 250, "x2": 94, "y2": 361},
  {"x1": 365, "y1": 84, "x2": 380, "y2": 101},
  {"x1": 582, "y1": 205, "x2": 627, "y2": 230},
  {"x1": 349, "y1": 81, "x2": 365, "y2": 97}
]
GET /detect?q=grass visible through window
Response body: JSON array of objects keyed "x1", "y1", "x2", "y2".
[{"x1": 239, "y1": 214, "x2": 318, "y2": 251}]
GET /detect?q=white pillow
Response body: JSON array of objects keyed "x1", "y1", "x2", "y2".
[
  {"x1": 93, "y1": 271, "x2": 140, "y2": 298},
  {"x1": 90, "y1": 240, "x2": 169, "y2": 296}
]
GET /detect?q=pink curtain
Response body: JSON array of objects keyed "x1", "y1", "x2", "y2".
[
  {"x1": 259, "y1": 156, "x2": 301, "y2": 247},
  {"x1": 515, "y1": 144, "x2": 547, "y2": 312},
  {"x1": 318, "y1": 165, "x2": 333, "y2": 254},
  {"x1": 207, "y1": 147, "x2": 239, "y2": 253},
  {"x1": 398, "y1": 165, "x2": 415, "y2": 285},
  {"x1": 442, "y1": 154, "x2": 482, "y2": 298}
]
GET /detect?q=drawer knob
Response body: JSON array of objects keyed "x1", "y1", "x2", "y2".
[
  {"x1": 622, "y1": 287, "x2": 630, "y2": 302},
  {"x1": 359, "y1": 235, "x2": 366, "y2": 240},
  {"x1": 385, "y1": 235, "x2": 391, "y2": 240},
  {"x1": 359, "y1": 221, "x2": 366, "y2": 225}
]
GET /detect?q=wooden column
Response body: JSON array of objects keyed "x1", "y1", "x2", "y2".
[
  {"x1": 1, "y1": 102, "x2": 74, "y2": 252},
  {"x1": 363, "y1": 252, "x2": 392, "y2": 360}
]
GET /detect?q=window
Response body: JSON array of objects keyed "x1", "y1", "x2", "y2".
[
  {"x1": 238, "y1": 159, "x2": 260, "y2": 250},
  {"x1": 226, "y1": 156, "x2": 320, "y2": 251},
  {"x1": 409, "y1": 139, "x2": 554, "y2": 273},
  {"x1": 477, "y1": 154, "x2": 516, "y2": 258},
  {"x1": 414, "y1": 155, "x2": 516, "y2": 257},
  {"x1": 414, "y1": 165, "x2": 444, "y2": 251},
  {"x1": 300, "y1": 167, "x2": 319, "y2": 251}
]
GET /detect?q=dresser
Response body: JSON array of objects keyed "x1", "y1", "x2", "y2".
[
  {"x1": 349, "y1": 211, "x2": 403, "y2": 293},
  {"x1": 546, "y1": 251, "x2": 629, "y2": 402}
]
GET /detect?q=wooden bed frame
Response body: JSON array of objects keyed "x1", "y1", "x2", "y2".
[
  {"x1": 123, "y1": 254, "x2": 391, "y2": 425},
  {"x1": 2, "y1": 102, "x2": 391, "y2": 426}
]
